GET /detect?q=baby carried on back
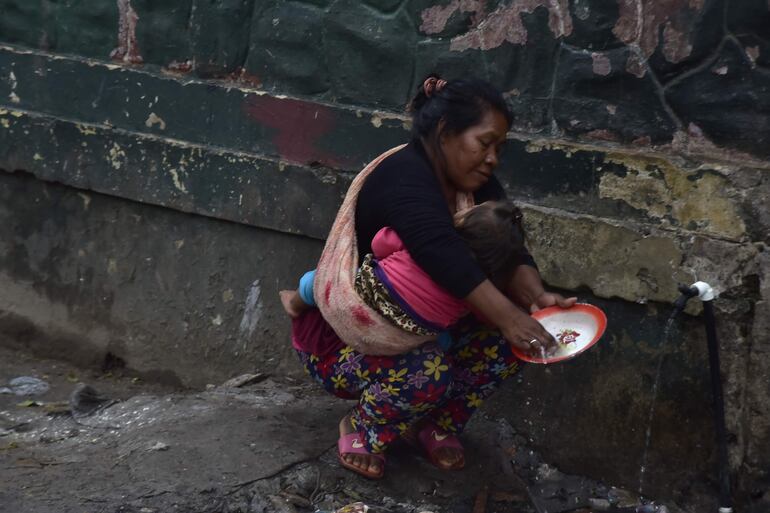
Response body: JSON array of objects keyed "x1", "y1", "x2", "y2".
[{"x1": 281, "y1": 200, "x2": 529, "y2": 350}]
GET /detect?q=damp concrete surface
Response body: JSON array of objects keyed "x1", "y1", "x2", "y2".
[{"x1": 0, "y1": 344, "x2": 684, "y2": 513}]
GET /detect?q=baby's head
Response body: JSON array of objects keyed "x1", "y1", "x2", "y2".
[{"x1": 454, "y1": 201, "x2": 526, "y2": 289}]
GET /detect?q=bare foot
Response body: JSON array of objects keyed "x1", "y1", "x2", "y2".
[
  {"x1": 279, "y1": 290, "x2": 307, "y2": 319},
  {"x1": 339, "y1": 415, "x2": 383, "y2": 477}
]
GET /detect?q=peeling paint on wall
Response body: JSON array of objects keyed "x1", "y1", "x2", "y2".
[
  {"x1": 76, "y1": 124, "x2": 98, "y2": 136},
  {"x1": 449, "y1": 0, "x2": 573, "y2": 51},
  {"x1": 7, "y1": 70, "x2": 20, "y2": 103},
  {"x1": 110, "y1": 0, "x2": 143, "y2": 64},
  {"x1": 613, "y1": 0, "x2": 703, "y2": 69},
  {"x1": 419, "y1": 0, "x2": 486, "y2": 34},
  {"x1": 107, "y1": 143, "x2": 127, "y2": 170},
  {"x1": 77, "y1": 192, "x2": 91, "y2": 210},
  {"x1": 598, "y1": 155, "x2": 746, "y2": 240},
  {"x1": 238, "y1": 280, "x2": 262, "y2": 349},
  {"x1": 168, "y1": 168, "x2": 187, "y2": 193},
  {"x1": 145, "y1": 112, "x2": 166, "y2": 130}
]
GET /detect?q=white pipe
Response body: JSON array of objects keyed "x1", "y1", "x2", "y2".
[
  {"x1": 718, "y1": 507, "x2": 734, "y2": 513},
  {"x1": 691, "y1": 281, "x2": 716, "y2": 302}
]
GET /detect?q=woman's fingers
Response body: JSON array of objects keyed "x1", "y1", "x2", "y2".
[
  {"x1": 528, "y1": 327, "x2": 557, "y2": 356},
  {"x1": 533, "y1": 292, "x2": 578, "y2": 311},
  {"x1": 502, "y1": 313, "x2": 557, "y2": 355},
  {"x1": 557, "y1": 295, "x2": 578, "y2": 308}
]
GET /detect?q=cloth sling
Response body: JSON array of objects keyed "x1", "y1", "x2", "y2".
[{"x1": 313, "y1": 144, "x2": 474, "y2": 355}]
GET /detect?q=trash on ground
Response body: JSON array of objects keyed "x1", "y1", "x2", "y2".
[
  {"x1": 42, "y1": 401, "x2": 71, "y2": 415},
  {"x1": 0, "y1": 376, "x2": 50, "y2": 396},
  {"x1": 334, "y1": 502, "x2": 369, "y2": 513},
  {"x1": 221, "y1": 372, "x2": 268, "y2": 388},
  {"x1": 16, "y1": 399, "x2": 41, "y2": 408}
]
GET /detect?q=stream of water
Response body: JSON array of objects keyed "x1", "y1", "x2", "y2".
[{"x1": 637, "y1": 312, "x2": 678, "y2": 495}]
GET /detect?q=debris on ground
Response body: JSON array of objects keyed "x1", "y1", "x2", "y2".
[
  {"x1": 221, "y1": 372, "x2": 269, "y2": 388},
  {"x1": 0, "y1": 346, "x2": 686, "y2": 513},
  {"x1": 0, "y1": 376, "x2": 50, "y2": 396}
]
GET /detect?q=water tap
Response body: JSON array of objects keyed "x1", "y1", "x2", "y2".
[
  {"x1": 673, "y1": 283, "x2": 699, "y2": 313},
  {"x1": 673, "y1": 281, "x2": 716, "y2": 313}
]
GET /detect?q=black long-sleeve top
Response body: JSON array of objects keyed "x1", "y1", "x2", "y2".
[{"x1": 354, "y1": 139, "x2": 536, "y2": 299}]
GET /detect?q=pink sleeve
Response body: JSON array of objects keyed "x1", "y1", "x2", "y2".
[{"x1": 371, "y1": 227, "x2": 406, "y2": 258}]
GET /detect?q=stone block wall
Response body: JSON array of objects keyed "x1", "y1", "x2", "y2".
[{"x1": 0, "y1": 0, "x2": 768, "y2": 509}]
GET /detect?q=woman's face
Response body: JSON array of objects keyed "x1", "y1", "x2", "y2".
[{"x1": 440, "y1": 109, "x2": 509, "y2": 192}]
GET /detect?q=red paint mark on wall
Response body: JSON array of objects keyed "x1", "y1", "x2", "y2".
[
  {"x1": 110, "y1": 0, "x2": 143, "y2": 64},
  {"x1": 420, "y1": 0, "x2": 486, "y2": 34},
  {"x1": 448, "y1": 0, "x2": 572, "y2": 51},
  {"x1": 352, "y1": 306, "x2": 375, "y2": 327},
  {"x1": 244, "y1": 95, "x2": 341, "y2": 168}
]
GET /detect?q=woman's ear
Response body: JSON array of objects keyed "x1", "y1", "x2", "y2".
[{"x1": 437, "y1": 118, "x2": 447, "y2": 144}]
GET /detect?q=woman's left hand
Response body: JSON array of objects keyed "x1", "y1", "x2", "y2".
[{"x1": 530, "y1": 292, "x2": 577, "y2": 313}]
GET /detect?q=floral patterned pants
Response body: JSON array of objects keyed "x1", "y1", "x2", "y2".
[{"x1": 296, "y1": 319, "x2": 523, "y2": 454}]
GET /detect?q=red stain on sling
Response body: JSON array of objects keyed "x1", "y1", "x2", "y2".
[
  {"x1": 324, "y1": 282, "x2": 332, "y2": 307},
  {"x1": 352, "y1": 306, "x2": 375, "y2": 327}
]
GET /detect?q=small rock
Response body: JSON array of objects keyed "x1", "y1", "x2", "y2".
[
  {"x1": 608, "y1": 487, "x2": 638, "y2": 507},
  {"x1": 69, "y1": 384, "x2": 114, "y2": 417},
  {"x1": 267, "y1": 495, "x2": 298, "y2": 513},
  {"x1": 221, "y1": 373, "x2": 267, "y2": 388},
  {"x1": 588, "y1": 497, "x2": 611, "y2": 511},
  {"x1": 536, "y1": 462, "x2": 563, "y2": 481},
  {"x1": 249, "y1": 494, "x2": 271, "y2": 513},
  {"x1": 148, "y1": 441, "x2": 169, "y2": 451}
]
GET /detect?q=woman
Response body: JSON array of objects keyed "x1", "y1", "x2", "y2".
[{"x1": 287, "y1": 76, "x2": 576, "y2": 479}]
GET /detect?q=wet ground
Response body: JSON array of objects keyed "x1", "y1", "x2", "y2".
[{"x1": 0, "y1": 345, "x2": 682, "y2": 513}]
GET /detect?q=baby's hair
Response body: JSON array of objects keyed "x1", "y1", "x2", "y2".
[{"x1": 454, "y1": 201, "x2": 526, "y2": 289}]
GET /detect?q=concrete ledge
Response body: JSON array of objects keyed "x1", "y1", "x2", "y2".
[
  {"x1": 0, "y1": 44, "x2": 411, "y2": 173},
  {"x1": 0, "y1": 108, "x2": 351, "y2": 240}
]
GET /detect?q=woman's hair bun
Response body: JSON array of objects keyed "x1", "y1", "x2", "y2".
[{"x1": 408, "y1": 73, "x2": 442, "y2": 113}]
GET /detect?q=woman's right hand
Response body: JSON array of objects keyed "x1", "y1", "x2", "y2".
[
  {"x1": 500, "y1": 308, "x2": 557, "y2": 356},
  {"x1": 465, "y1": 279, "x2": 557, "y2": 356}
]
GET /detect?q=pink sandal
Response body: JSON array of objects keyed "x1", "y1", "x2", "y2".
[
  {"x1": 337, "y1": 432, "x2": 386, "y2": 479},
  {"x1": 417, "y1": 421, "x2": 465, "y2": 470}
]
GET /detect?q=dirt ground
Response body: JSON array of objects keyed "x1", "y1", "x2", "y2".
[{"x1": 0, "y1": 345, "x2": 683, "y2": 513}]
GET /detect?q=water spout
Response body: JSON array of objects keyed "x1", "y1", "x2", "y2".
[{"x1": 671, "y1": 281, "x2": 733, "y2": 513}]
